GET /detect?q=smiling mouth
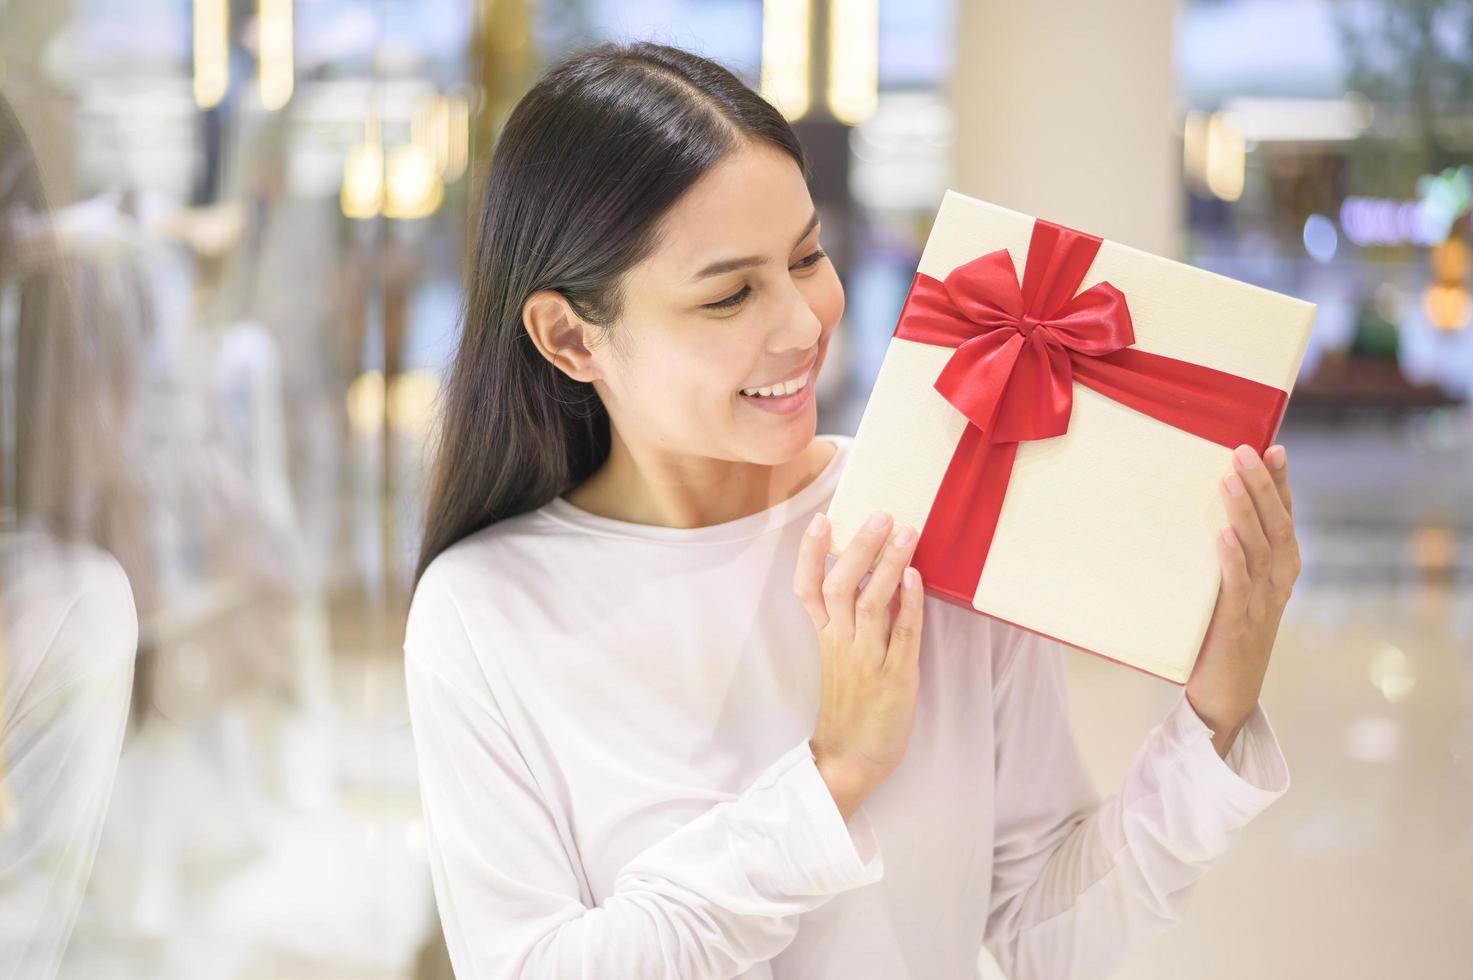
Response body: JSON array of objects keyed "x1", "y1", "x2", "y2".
[{"x1": 738, "y1": 351, "x2": 819, "y2": 397}]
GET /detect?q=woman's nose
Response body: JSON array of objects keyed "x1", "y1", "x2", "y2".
[{"x1": 771, "y1": 282, "x2": 825, "y2": 351}]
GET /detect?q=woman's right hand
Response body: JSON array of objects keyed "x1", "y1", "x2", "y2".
[{"x1": 794, "y1": 508, "x2": 925, "y2": 821}]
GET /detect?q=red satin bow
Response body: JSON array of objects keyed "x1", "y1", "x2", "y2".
[
  {"x1": 900, "y1": 219, "x2": 1135, "y2": 444},
  {"x1": 891, "y1": 217, "x2": 1289, "y2": 616}
]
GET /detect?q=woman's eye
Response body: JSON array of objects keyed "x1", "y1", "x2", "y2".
[
  {"x1": 705, "y1": 285, "x2": 751, "y2": 310},
  {"x1": 701, "y1": 282, "x2": 748, "y2": 309},
  {"x1": 796, "y1": 248, "x2": 828, "y2": 270},
  {"x1": 702, "y1": 250, "x2": 827, "y2": 312}
]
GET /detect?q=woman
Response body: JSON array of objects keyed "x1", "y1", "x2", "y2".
[
  {"x1": 0, "y1": 90, "x2": 140, "y2": 980},
  {"x1": 404, "y1": 40, "x2": 1296, "y2": 980}
]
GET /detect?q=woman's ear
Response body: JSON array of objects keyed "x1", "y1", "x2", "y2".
[{"x1": 522, "y1": 289, "x2": 604, "y2": 383}]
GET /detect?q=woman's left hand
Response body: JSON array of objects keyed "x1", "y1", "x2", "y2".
[{"x1": 1186, "y1": 442, "x2": 1301, "y2": 759}]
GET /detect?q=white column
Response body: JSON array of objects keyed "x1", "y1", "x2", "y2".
[{"x1": 950, "y1": 0, "x2": 1182, "y2": 257}]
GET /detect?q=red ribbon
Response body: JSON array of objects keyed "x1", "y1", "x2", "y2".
[{"x1": 893, "y1": 217, "x2": 1289, "y2": 610}]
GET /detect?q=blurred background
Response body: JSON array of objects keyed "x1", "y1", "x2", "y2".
[{"x1": 0, "y1": 0, "x2": 1468, "y2": 977}]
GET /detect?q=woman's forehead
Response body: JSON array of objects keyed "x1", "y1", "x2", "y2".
[{"x1": 648, "y1": 154, "x2": 816, "y2": 284}]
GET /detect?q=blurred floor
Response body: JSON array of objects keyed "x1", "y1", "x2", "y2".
[{"x1": 57, "y1": 592, "x2": 432, "y2": 980}]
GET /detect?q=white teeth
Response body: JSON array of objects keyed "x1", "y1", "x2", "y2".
[{"x1": 741, "y1": 370, "x2": 810, "y2": 398}]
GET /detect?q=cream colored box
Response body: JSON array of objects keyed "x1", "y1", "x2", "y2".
[{"x1": 825, "y1": 190, "x2": 1316, "y2": 684}]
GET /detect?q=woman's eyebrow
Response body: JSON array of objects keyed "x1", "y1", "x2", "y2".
[{"x1": 687, "y1": 208, "x2": 820, "y2": 282}]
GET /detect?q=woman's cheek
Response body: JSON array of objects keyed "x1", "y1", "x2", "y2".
[{"x1": 815, "y1": 270, "x2": 845, "y2": 334}]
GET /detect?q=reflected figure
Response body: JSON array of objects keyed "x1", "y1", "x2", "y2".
[
  {"x1": 0, "y1": 78, "x2": 321, "y2": 975},
  {"x1": 0, "y1": 92, "x2": 140, "y2": 980},
  {"x1": 0, "y1": 530, "x2": 138, "y2": 980}
]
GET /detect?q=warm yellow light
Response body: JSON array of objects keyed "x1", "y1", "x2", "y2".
[
  {"x1": 1411, "y1": 525, "x2": 1456, "y2": 575},
  {"x1": 341, "y1": 144, "x2": 383, "y2": 219},
  {"x1": 1367, "y1": 644, "x2": 1417, "y2": 704},
  {"x1": 1429, "y1": 237, "x2": 1469, "y2": 281},
  {"x1": 347, "y1": 370, "x2": 386, "y2": 436},
  {"x1": 193, "y1": 0, "x2": 229, "y2": 109},
  {"x1": 445, "y1": 92, "x2": 469, "y2": 182},
  {"x1": 353, "y1": 369, "x2": 441, "y2": 440},
  {"x1": 827, "y1": 0, "x2": 877, "y2": 125},
  {"x1": 342, "y1": 109, "x2": 384, "y2": 219},
  {"x1": 412, "y1": 96, "x2": 448, "y2": 171},
  {"x1": 412, "y1": 93, "x2": 468, "y2": 182},
  {"x1": 259, "y1": 0, "x2": 294, "y2": 111},
  {"x1": 762, "y1": 0, "x2": 811, "y2": 121},
  {"x1": 1423, "y1": 284, "x2": 1470, "y2": 331},
  {"x1": 388, "y1": 370, "x2": 442, "y2": 437},
  {"x1": 383, "y1": 143, "x2": 444, "y2": 220},
  {"x1": 1205, "y1": 111, "x2": 1245, "y2": 202},
  {"x1": 1182, "y1": 110, "x2": 1207, "y2": 190}
]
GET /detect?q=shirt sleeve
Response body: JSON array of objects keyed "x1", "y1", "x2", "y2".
[
  {"x1": 402, "y1": 569, "x2": 884, "y2": 980},
  {"x1": 0, "y1": 550, "x2": 138, "y2": 980},
  {"x1": 980, "y1": 622, "x2": 1290, "y2": 980}
]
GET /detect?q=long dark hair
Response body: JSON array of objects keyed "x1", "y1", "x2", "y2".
[{"x1": 413, "y1": 40, "x2": 812, "y2": 586}]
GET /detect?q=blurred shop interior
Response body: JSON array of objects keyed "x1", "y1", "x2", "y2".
[{"x1": 0, "y1": 0, "x2": 1469, "y2": 978}]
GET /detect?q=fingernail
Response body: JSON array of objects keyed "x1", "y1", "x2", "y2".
[
  {"x1": 893, "y1": 524, "x2": 915, "y2": 548},
  {"x1": 1225, "y1": 473, "x2": 1245, "y2": 496},
  {"x1": 867, "y1": 509, "x2": 890, "y2": 530},
  {"x1": 903, "y1": 566, "x2": 917, "y2": 590},
  {"x1": 807, "y1": 513, "x2": 826, "y2": 537},
  {"x1": 1269, "y1": 445, "x2": 1286, "y2": 469},
  {"x1": 1234, "y1": 444, "x2": 1259, "y2": 469}
]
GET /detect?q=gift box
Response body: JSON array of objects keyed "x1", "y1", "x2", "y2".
[{"x1": 824, "y1": 190, "x2": 1316, "y2": 685}]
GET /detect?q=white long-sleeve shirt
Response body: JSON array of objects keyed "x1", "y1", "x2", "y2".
[
  {"x1": 403, "y1": 432, "x2": 1290, "y2": 980},
  {"x1": 1, "y1": 526, "x2": 138, "y2": 980}
]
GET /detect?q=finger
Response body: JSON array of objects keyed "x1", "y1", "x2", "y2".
[
  {"x1": 1260, "y1": 444, "x2": 1302, "y2": 594},
  {"x1": 1232, "y1": 443, "x2": 1299, "y2": 596},
  {"x1": 1232, "y1": 444, "x2": 1292, "y2": 558},
  {"x1": 855, "y1": 523, "x2": 919, "y2": 642},
  {"x1": 1222, "y1": 468, "x2": 1271, "y2": 584},
  {"x1": 883, "y1": 565, "x2": 924, "y2": 676},
  {"x1": 794, "y1": 511, "x2": 832, "y2": 630},
  {"x1": 1265, "y1": 444, "x2": 1294, "y2": 520},
  {"x1": 1216, "y1": 525, "x2": 1251, "y2": 617},
  {"x1": 823, "y1": 509, "x2": 894, "y2": 637}
]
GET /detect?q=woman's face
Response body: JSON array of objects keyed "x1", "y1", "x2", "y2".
[{"x1": 535, "y1": 139, "x2": 844, "y2": 469}]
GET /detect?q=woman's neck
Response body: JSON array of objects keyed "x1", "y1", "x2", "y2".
[{"x1": 563, "y1": 434, "x2": 837, "y2": 529}]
